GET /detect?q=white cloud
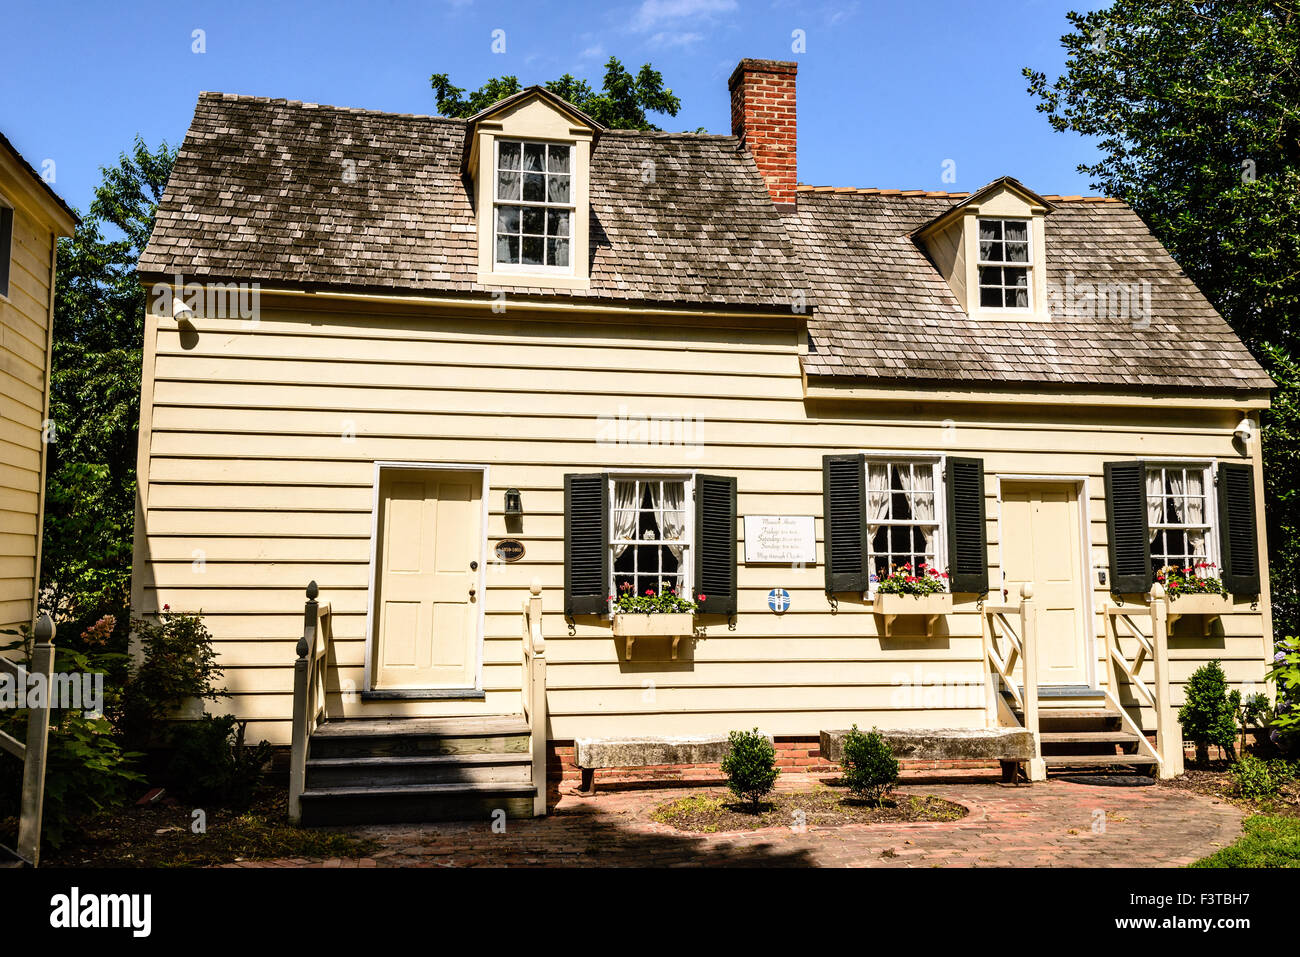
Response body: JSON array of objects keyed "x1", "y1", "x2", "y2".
[
  {"x1": 632, "y1": 0, "x2": 739, "y2": 32},
  {"x1": 647, "y1": 31, "x2": 705, "y2": 48}
]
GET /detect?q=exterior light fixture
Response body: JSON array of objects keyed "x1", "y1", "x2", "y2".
[
  {"x1": 504, "y1": 488, "x2": 523, "y2": 516},
  {"x1": 1233, "y1": 415, "x2": 1254, "y2": 444}
]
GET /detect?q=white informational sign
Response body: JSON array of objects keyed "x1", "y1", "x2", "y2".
[{"x1": 743, "y1": 515, "x2": 816, "y2": 565}]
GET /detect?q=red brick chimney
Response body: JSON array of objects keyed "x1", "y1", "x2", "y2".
[{"x1": 728, "y1": 58, "x2": 798, "y2": 207}]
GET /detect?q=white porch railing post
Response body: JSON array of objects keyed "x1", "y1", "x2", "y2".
[
  {"x1": 17, "y1": 614, "x2": 55, "y2": 867},
  {"x1": 1149, "y1": 583, "x2": 1183, "y2": 778},
  {"x1": 288, "y1": 581, "x2": 318, "y2": 824},
  {"x1": 1019, "y1": 583, "x2": 1045, "y2": 782},
  {"x1": 526, "y1": 579, "x2": 548, "y2": 817}
]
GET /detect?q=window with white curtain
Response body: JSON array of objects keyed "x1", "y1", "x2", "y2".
[
  {"x1": 977, "y1": 218, "x2": 1031, "y2": 309},
  {"x1": 1147, "y1": 463, "x2": 1216, "y2": 573},
  {"x1": 609, "y1": 475, "x2": 693, "y2": 600},
  {"x1": 494, "y1": 139, "x2": 573, "y2": 270},
  {"x1": 865, "y1": 458, "x2": 945, "y2": 588}
]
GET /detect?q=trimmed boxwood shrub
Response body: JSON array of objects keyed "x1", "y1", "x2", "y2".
[
  {"x1": 720, "y1": 728, "x2": 778, "y2": 810},
  {"x1": 839, "y1": 725, "x2": 899, "y2": 805}
]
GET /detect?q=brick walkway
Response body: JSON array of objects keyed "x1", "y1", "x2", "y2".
[{"x1": 227, "y1": 772, "x2": 1243, "y2": 868}]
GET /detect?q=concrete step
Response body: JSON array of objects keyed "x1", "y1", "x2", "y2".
[
  {"x1": 306, "y1": 752, "x2": 532, "y2": 788},
  {"x1": 298, "y1": 781, "x2": 536, "y2": 826}
]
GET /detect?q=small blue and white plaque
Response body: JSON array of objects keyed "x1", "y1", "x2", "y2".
[{"x1": 767, "y1": 588, "x2": 791, "y2": 613}]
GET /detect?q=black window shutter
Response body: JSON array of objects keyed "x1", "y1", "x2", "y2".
[
  {"x1": 945, "y1": 457, "x2": 988, "y2": 594},
  {"x1": 822, "y1": 454, "x2": 868, "y2": 593},
  {"x1": 1217, "y1": 462, "x2": 1261, "y2": 595},
  {"x1": 1104, "y1": 460, "x2": 1152, "y2": 593},
  {"x1": 564, "y1": 473, "x2": 609, "y2": 616},
  {"x1": 694, "y1": 474, "x2": 737, "y2": 616}
]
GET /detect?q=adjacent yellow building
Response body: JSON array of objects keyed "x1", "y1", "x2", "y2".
[{"x1": 0, "y1": 133, "x2": 76, "y2": 634}]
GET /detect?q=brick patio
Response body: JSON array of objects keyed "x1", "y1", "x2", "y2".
[{"x1": 222, "y1": 771, "x2": 1244, "y2": 868}]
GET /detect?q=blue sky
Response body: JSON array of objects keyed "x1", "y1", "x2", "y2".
[{"x1": 4, "y1": 0, "x2": 1104, "y2": 216}]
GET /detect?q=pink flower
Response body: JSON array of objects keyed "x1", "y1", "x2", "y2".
[{"x1": 698, "y1": 594, "x2": 707, "y2": 601}]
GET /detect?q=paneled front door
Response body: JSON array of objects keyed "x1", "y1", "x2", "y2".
[
  {"x1": 1000, "y1": 481, "x2": 1090, "y2": 687},
  {"x1": 371, "y1": 467, "x2": 482, "y2": 691}
]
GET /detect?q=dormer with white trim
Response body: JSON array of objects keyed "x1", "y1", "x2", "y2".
[
  {"x1": 463, "y1": 87, "x2": 603, "y2": 291},
  {"x1": 915, "y1": 177, "x2": 1054, "y2": 322}
]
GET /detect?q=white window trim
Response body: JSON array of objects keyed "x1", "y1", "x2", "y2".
[
  {"x1": 606, "y1": 470, "x2": 696, "y2": 613},
  {"x1": 1144, "y1": 458, "x2": 1220, "y2": 574},
  {"x1": 492, "y1": 138, "x2": 576, "y2": 277},
  {"x1": 975, "y1": 216, "x2": 1033, "y2": 313},
  {"x1": 862, "y1": 453, "x2": 948, "y2": 596}
]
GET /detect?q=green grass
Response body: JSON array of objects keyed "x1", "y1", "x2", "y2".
[{"x1": 1191, "y1": 815, "x2": 1300, "y2": 868}]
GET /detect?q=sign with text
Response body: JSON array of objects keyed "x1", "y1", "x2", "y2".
[{"x1": 743, "y1": 515, "x2": 816, "y2": 565}]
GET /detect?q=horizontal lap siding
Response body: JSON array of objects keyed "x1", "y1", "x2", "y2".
[
  {"x1": 0, "y1": 205, "x2": 52, "y2": 633},
  {"x1": 135, "y1": 308, "x2": 1270, "y2": 745}
]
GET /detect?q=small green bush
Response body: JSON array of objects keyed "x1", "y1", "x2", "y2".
[
  {"x1": 1178, "y1": 660, "x2": 1239, "y2": 764},
  {"x1": 166, "y1": 714, "x2": 273, "y2": 811},
  {"x1": 839, "y1": 725, "x2": 900, "y2": 805},
  {"x1": 121, "y1": 608, "x2": 225, "y2": 746},
  {"x1": 1228, "y1": 754, "x2": 1295, "y2": 802},
  {"x1": 720, "y1": 729, "x2": 778, "y2": 810}
]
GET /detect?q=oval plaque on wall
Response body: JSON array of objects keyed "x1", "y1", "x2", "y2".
[{"x1": 495, "y1": 539, "x2": 526, "y2": 563}]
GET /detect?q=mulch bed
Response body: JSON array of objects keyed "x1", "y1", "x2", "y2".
[
  {"x1": 1160, "y1": 760, "x2": 1300, "y2": 819},
  {"x1": 23, "y1": 785, "x2": 376, "y2": 868},
  {"x1": 650, "y1": 783, "x2": 967, "y2": 834}
]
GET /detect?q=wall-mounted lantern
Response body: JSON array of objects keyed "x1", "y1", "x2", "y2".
[{"x1": 504, "y1": 488, "x2": 523, "y2": 517}]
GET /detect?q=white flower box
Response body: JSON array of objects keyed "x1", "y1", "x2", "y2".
[
  {"x1": 612, "y1": 612, "x2": 696, "y2": 660},
  {"x1": 872, "y1": 592, "x2": 953, "y2": 637},
  {"x1": 1166, "y1": 593, "x2": 1233, "y2": 624}
]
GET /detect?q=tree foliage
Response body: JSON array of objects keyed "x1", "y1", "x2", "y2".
[
  {"x1": 43, "y1": 137, "x2": 175, "y2": 643},
  {"x1": 431, "y1": 56, "x2": 682, "y2": 130},
  {"x1": 1026, "y1": 2, "x2": 1300, "y2": 634}
]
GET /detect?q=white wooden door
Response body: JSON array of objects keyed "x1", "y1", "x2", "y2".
[
  {"x1": 372, "y1": 468, "x2": 482, "y2": 690},
  {"x1": 1000, "y1": 482, "x2": 1090, "y2": 687}
]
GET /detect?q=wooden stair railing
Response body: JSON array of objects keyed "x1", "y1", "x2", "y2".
[
  {"x1": 289, "y1": 581, "x2": 333, "y2": 824},
  {"x1": 1103, "y1": 583, "x2": 1183, "y2": 779},
  {"x1": 982, "y1": 583, "x2": 1045, "y2": 781},
  {"x1": 521, "y1": 579, "x2": 548, "y2": 816},
  {"x1": 0, "y1": 614, "x2": 55, "y2": 866}
]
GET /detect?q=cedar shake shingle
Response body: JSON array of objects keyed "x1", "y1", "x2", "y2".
[{"x1": 138, "y1": 93, "x2": 1272, "y2": 393}]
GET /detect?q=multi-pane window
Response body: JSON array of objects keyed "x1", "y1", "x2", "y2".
[
  {"x1": 977, "y1": 218, "x2": 1030, "y2": 309},
  {"x1": 1147, "y1": 464, "x2": 1214, "y2": 573},
  {"x1": 494, "y1": 139, "x2": 573, "y2": 269},
  {"x1": 610, "y1": 476, "x2": 692, "y2": 601},
  {"x1": 866, "y1": 459, "x2": 944, "y2": 587}
]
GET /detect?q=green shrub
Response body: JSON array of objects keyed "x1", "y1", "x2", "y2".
[
  {"x1": 720, "y1": 729, "x2": 778, "y2": 810},
  {"x1": 0, "y1": 625, "x2": 142, "y2": 850},
  {"x1": 839, "y1": 725, "x2": 900, "y2": 805},
  {"x1": 1178, "y1": 660, "x2": 1239, "y2": 764},
  {"x1": 121, "y1": 608, "x2": 225, "y2": 745},
  {"x1": 166, "y1": 714, "x2": 272, "y2": 810},
  {"x1": 1228, "y1": 754, "x2": 1294, "y2": 802}
]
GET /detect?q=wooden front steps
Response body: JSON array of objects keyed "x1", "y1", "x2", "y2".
[
  {"x1": 299, "y1": 716, "x2": 538, "y2": 825},
  {"x1": 1010, "y1": 686, "x2": 1157, "y2": 776}
]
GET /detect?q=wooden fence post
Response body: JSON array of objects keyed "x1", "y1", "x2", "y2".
[
  {"x1": 1149, "y1": 583, "x2": 1183, "y2": 778},
  {"x1": 17, "y1": 613, "x2": 55, "y2": 867}
]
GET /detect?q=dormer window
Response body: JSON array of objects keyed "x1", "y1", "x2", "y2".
[
  {"x1": 977, "y1": 218, "x2": 1030, "y2": 309},
  {"x1": 914, "y1": 178, "x2": 1052, "y2": 321},
  {"x1": 494, "y1": 140, "x2": 573, "y2": 270}
]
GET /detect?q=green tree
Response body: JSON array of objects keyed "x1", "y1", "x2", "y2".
[
  {"x1": 1179, "y1": 660, "x2": 1240, "y2": 764},
  {"x1": 431, "y1": 56, "x2": 682, "y2": 130},
  {"x1": 1025, "y1": 2, "x2": 1300, "y2": 634},
  {"x1": 43, "y1": 137, "x2": 175, "y2": 646}
]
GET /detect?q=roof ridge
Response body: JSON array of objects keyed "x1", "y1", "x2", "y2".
[
  {"x1": 795, "y1": 184, "x2": 1120, "y2": 203},
  {"x1": 197, "y1": 91, "x2": 462, "y2": 123}
]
